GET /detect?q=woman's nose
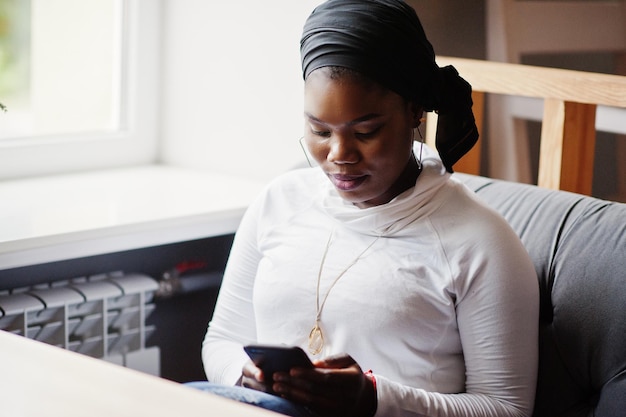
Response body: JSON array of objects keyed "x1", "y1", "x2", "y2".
[{"x1": 327, "y1": 135, "x2": 359, "y2": 164}]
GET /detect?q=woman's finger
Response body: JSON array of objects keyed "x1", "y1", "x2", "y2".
[
  {"x1": 242, "y1": 360, "x2": 263, "y2": 381},
  {"x1": 241, "y1": 360, "x2": 273, "y2": 393},
  {"x1": 313, "y1": 353, "x2": 357, "y2": 369}
]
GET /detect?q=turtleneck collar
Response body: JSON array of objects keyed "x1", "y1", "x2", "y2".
[{"x1": 320, "y1": 144, "x2": 450, "y2": 236}]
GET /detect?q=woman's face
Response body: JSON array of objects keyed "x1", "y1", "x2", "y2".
[{"x1": 303, "y1": 68, "x2": 421, "y2": 208}]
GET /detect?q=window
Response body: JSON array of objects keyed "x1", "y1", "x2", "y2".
[{"x1": 0, "y1": 0, "x2": 160, "y2": 179}]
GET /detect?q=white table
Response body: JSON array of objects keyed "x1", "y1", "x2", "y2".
[{"x1": 0, "y1": 329, "x2": 278, "y2": 417}]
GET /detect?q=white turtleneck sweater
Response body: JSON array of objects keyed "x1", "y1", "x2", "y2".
[{"x1": 202, "y1": 146, "x2": 539, "y2": 417}]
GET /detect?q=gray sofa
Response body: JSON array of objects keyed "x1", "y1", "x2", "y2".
[{"x1": 457, "y1": 173, "x2": 626, "y2": 417}]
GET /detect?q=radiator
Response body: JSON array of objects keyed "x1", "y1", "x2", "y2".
[{"x1": 0, "y1": 271, "x2": 160, "y2": 376}]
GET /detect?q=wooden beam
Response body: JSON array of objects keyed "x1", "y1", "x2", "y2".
[
  {"x1": 436, "y1": 56, "x2": 626, "y2": 108},
  {"x1": 538, "y1": 99, "x2": 597, "y2": 194}
]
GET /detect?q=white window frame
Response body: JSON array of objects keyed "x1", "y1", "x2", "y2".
[{"x1": 0, "y1": 0, "x2": 161, "y2": 179}]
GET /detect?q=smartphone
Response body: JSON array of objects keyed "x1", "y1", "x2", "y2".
[{"x1": 244, "y1": 344, "x2": 313, "y2": 380}]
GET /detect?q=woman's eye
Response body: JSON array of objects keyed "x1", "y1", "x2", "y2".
[
  {"x1": 355, "y1": 126, "x2": 381, "y2": 139},
  {"x1": 310, "y1": 128, "x2": 330, "y2": 137}
]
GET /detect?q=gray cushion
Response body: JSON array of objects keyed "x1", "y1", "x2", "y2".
[{"x1": 455, "y1": 173, "x2": 626, "y2": 417}]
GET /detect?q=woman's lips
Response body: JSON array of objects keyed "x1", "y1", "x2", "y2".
[{"x1": 329, "y1": 173, "x2": 368, "y2": 191}]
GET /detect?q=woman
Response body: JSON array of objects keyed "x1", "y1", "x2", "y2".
[{"x1": 201, "y1": 1, "x2": 539, "y2": 416}]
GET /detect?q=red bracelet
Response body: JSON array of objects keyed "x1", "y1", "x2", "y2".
[{"x1": 365, "y1": 369, "x2": 377, "y2": 390}]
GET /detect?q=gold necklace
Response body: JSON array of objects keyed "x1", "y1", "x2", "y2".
[{"x1": 308, "y1": 230, "x2": 381, "y2": 355}]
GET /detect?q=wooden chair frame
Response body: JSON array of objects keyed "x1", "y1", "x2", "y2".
[
  {"x1": 426, "y1": 56, "x2": 626, "y2": 196},
  {"x1": 485, "y1": 0, "x2": 626, "y2": 186}
]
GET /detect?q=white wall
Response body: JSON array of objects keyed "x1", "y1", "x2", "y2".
[
  {"x1": 158, "y1": 0, "x2": 485, "y2": 182},
  {"x1": 160, "y1": 0, "x2": 321, "y2": 181},
  {"x1": 406, "y1": 0, "x2": 485, "y2": 60}
]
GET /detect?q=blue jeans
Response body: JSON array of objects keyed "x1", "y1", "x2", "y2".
[{"x1": 185, "y1": 381, "x2": 318, "y2": 417}]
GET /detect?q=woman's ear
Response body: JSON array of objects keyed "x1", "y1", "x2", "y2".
[{"x1": 411, "y1": 103, "x2": 424, "y2": 128}]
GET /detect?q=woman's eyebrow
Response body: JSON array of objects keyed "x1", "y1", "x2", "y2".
[
  {"x1": 304, "y1": 112, "x2": 325, "y2": 123},
  {"x1": 304, "y1": 112, "x2": 383, "y2": 126}
]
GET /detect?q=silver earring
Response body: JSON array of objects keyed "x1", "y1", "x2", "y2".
[
  {"x1": 299, "y1": 137, "x2": 314, "y2": 168},
  {"x1": 414, "y1": 127, "x2": 424, "y2": 170}
]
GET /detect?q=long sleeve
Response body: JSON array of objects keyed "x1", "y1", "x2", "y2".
[
  {"x1": 372, "y1": 194, "x2": 539, "y2": 417},
  {"x1": 202, "y1": 195, "x2": 263, "y2": 385},
  {"x1": 374, "y1": 257, "x2": 539, "y2": 417}
]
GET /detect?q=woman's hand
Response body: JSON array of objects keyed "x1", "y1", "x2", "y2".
[
  {"x1": 272, "y1": 353, "x2": 377, "y2": 417},
  {"x1": 240, "y1": 360, "x2": 272, "y2": 393}
]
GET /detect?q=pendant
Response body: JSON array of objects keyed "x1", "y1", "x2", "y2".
[{"x1": 308, "y1": 323, "x2": 324, "y2": 355}]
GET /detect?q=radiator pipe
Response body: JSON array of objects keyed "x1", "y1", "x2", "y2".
[{"x1": 154, "y1": 271, "x2": 223, "y2": 299}]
